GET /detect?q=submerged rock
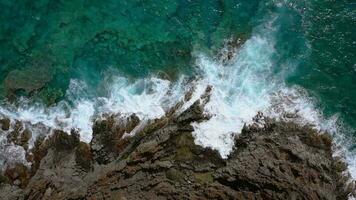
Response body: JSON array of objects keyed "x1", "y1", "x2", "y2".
[
  {"x1": 0, "y1": 101, "x2": 354, "y2": 199},
  {"x1": 4, "y1": 56, "x2": 53, "y2": 95}
]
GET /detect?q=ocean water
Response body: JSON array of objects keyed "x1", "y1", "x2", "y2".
[{"x1": 0, "y1": 0, "x2": 355, "y2": 179}]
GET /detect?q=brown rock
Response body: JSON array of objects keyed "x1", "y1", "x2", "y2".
[
  {"x1": 0, "y1": 118, "x2": 10, "y2": 131},
  {"x1": 0, "y1": 172, "x2": 9, "y2": 184},
  {"x1": 0, "y1": 101, "x2": 354, "y2": 200},
  {"x1": 50, "y1": 130, "x2": 80, "y2": 151},
  {"x1": 19, "y1": 129, "x2": 32, "y2": 150},
  {"x1": 30, "y1": 135, "x2": 49, "y2": 174},
  {"x1": 7, "y1": 120, "x2": 23, "y2": 144},
  {"x1": 75, "y1": 142, "x2": 93, "y2": 171},
  {"x1": 215, "y1": 119, "x2": 354, "y2": 200},
  {"x1": 91, "y1": 114, "x2": 140, "y2": 164},
  {"x1": 4, "y1": 163, "x2": 31, "y2": 188}
]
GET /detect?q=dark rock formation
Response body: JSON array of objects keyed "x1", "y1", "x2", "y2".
[
  {"x1": 0, "y1": 117, "x2": 10, "y2": 131},
  {"x1": 75, "y1": 142, "x2": 93, "y2": 171},
  {"x1": 216, "y1": 36, "x2": 247, "y2": 65},
  {"x1": 90, "y1": 113, "x2": 140, "y2": 164},
  {"x1": 0, "y1": 98, "x2": 355, "y2": 200}
]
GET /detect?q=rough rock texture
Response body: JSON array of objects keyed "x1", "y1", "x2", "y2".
[{"x1": 0, "y1": 98, "x2": 355, "y2": 200}]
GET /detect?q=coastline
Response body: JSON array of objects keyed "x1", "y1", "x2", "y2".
[{"x1": 0, "y1": 94, "x2": 355, "y2": 199}]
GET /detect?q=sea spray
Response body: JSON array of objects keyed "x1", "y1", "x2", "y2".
[{"x1": 190, "y1": 35, "x2": 277, "y2": 157}]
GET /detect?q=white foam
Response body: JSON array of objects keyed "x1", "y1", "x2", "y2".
[
  {"x1": 98, "y1": 76, "x2": 180, "y2": 119},
  {"x1": 189, "y1": 34, "x2": 278, "y2": 157}
]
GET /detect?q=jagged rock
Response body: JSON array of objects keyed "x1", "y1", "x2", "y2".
[
  {"x1": 214, "y1": 119, "x2": 355, "y2": 199},
  {"x1": 75, "y1": 142, "x2": 93, "y2": 171},
  {"x1": 217, "y1": 36, "x2": 248, "y2": 64},
  {"x1": 50, "y1": 130, "x2": 80, "y2": 152},
  {"x1": 29, "y1": 135, "x2": 49, "y2": 174},
  {"x1": 176, "y1": 100, "x2": 206, "y2": 123},
  {"x1": 0, "y1": 101, "x2": 354, "y2": 199},
  {"x1": 91, "y1": 114, "x2": 140, "y2": 164}
]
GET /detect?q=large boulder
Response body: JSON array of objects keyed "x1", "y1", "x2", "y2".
[{"x1": 0, "y1": 118, "x2": 10, "y2": 131}]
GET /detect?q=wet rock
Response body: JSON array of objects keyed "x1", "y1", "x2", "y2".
[
  {"x1": 0, "y1": 102, "x2": 354, "y2": 199},
  {"x1": 19, "y1": 129, "x2": 32, "y2": 150},
  {"x1": 91, "y1": 114, "x2": 140, "y2": 164},
  {"x1": 176, "y1": 100, "x2": 206, "y2": 124},
  {"x1": 86, "y1": 113, "x2": 354, "y2": 199},
  {"x1": 4, "y1": 163, "x2": 31, "y2": 188},
  {"x1": 0, "y1": 118, "x2": 10, "y2": 131},
  {"x1": 75, "y1": 142, "x2": 93, "y2": 171},
  {"x1": 30, "y1": 135, "x2": 49, "y2": 174},
  {"x1": 50, "y1": 130, "x2": 80, "y2": 151},
  {"x1": 217, "y1": 36, "x2": 248, "y2": 64},
  {"x1": 7, "y1": 121, "x2": 25, "y2": 145}
]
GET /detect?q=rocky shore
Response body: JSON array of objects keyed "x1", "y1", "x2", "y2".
[{"x1": 0, "y1": 91, "x2": 355, "y2": 200}]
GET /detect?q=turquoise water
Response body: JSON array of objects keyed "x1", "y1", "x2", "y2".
[
  {"x1": 0, "y1": 0, "x2": 253, "y2": 102},
  {"x1": 0, "y1": 0, "x2": 355, "y2": 173}
]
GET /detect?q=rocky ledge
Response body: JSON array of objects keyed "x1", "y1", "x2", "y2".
[{"x1": 0, "y1": 91, "x2": 355, "y2": 200}]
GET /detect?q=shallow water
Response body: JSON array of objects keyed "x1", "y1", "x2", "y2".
[{"x1": 0, "y1": 0, "x2": 355, "y2": 178}]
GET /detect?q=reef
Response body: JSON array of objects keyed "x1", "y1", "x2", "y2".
[
  {"x1": 0, "y1": 0, "x2": 251, "y2": 102},
  {"x1": 0, "y1": 91, "x2": 355, "y2": 200}
]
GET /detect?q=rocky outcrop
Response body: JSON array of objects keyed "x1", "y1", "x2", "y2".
[
  {"x1": 90, "y1": 114, "x2": 140, "y2": 164},
  {"x1": 216, "y1": 36, "x2": 247, "y2": 65},
  {"x1": 0, "y1": 98, "x2": 355, "y2": 200}
]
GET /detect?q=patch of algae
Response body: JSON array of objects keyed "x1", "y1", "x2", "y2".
[
  {"x1": 194, "y1": 172, "x2": 214, "y2": 184},
  {"x1": 174, "y1": 133, "x2": 195, "y2": 161}
]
